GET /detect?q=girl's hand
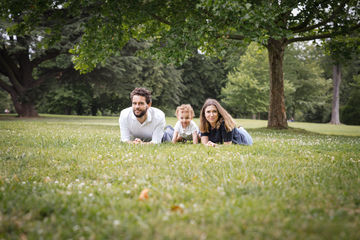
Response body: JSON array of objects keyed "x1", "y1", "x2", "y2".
[
  {"x1": 206, "y1": 141, "x2": 217, "y2": 147},
  {"x1": 176, "y1": 136, "x2": 184, "y2": 142}
]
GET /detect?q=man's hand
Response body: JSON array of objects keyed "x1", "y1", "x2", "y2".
[
  {"x1": 129, "y1": 138, "x2": 153, "y2": 144},
  {"x1": 133, "y1": 138, "x2": 143, "y2": 144}
]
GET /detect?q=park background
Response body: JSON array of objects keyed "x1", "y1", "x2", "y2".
[
  {"x1": 0, "y1": 1, "x2": 359, "y2": 126},
  {"x1": 1, "y1": 1, "x2": 360, "y2": 239},
  {"x1": 1, "y1": 38, "x2": 360, "y2": 126}
]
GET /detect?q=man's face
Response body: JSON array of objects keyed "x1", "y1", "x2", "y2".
[{"x1": 132, "y1": 95, "x2": 150, "y2": 118}]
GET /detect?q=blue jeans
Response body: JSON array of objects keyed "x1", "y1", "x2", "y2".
[
  {"x1": 161, "y1": 125, "x2": 174, "y2": 142},
  {"x1": 233, "y1": 127, "x2": 253, "y2": 145}
]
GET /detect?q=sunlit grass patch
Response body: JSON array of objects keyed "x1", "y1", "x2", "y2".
[{"x1": 1, "y1": 115, "x2": 360, "y2": 239}]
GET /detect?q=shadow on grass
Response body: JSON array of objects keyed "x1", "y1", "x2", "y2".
[{"x1": 251, "y1": 127, "x2": 342, "y2": 137}]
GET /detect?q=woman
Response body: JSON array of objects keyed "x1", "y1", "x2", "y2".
[{"x1": 199, "y1": 99, "x2": 253, "y2": 147}]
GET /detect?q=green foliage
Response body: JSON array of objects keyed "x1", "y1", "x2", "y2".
[
  {"x1": 221, "y1": 42, "x2": 332, "y2": 121},
  {"x1": 178, "y1": 54, "x2": 227, "y2": 114},
  {"x1": 81, "y1": 40, "x2": 185, "y2": 115},
  {"x1": 62, "y1": 0, "x2": 360, "y2": 71},
  {"x1": 323, "y1": 31, "x2": 360, "y2": 65},
  {"x1": 341, "y1": 75, "x2": 360, "y2": 125},
  {"x1": 3, "y1": 0, "x2": 358, "y2": 125},
  {"x1": 37, "y1": 81, "x2": 93, "y2": 115},
  {"x1": 37, "y1": 40, "x2": 184, "y2": 116},
  {"x1": 0, "y1": 0, "x2": 86, "y2": 116},
  {"x1": 221, "y1": 43, "x2": 269, "y2": 117},
  {"x1": 284, "y1": 44, "x2": 332, "y2": 122},
  {"x1": 1, "y1": 116, "x2": 360, "y2": 239},
  {"x1": 320, "y1": 34, "x2": 360, "y2": 109}
]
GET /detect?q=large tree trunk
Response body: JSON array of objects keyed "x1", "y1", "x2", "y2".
[
  {"x1": 13, "y1": 101, "x2": 39, "y2": 117},
  {"x1": 330, "y1": 63, "x2": 341, "y2": 124},
  {"x1": 267, "y1": 38, "x2": 288, "y2": 129},
  {"x1": 0, "y1": 37, "x2": 62, "y2": 118},
  {"x1": 3, "y1": 66, "x2": 40, "y2": 117},
  {"x1": 9, "y1": 91, "x2": 39, "y2": 117}
]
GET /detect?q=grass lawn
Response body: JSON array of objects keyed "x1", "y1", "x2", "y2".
[{"x1": 1, "y1": 114, "x2": 360, "y2": 239}]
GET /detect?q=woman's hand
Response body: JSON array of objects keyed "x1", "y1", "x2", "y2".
[
  {"x1": 206, "y1": 141, "x2": 217, "y2": 147},
  {"x1": 201, "y1": 136, "x2": 216, "y2": 146}
]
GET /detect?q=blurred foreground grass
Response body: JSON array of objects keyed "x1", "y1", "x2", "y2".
[{"x1": 0, "y1": 115, "x2": 360, "y2": 239}]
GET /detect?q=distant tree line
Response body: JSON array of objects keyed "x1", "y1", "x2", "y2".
[
  {"x1": 2, "y1": 38, "x2": 359, "y2": 124},
  {"x1": 1, "y1": 1, "x2": 359, "y2": 125}
]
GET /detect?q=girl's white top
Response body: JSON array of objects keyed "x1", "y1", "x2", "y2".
[{"x1": 174, "y1": 120, "x2": 199, "y2": 140}]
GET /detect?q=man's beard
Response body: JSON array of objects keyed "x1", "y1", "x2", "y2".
[{"x1": 133, "y1": 108, "x2": 147, "y2": 118}]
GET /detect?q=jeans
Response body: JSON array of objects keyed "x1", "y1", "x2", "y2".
[
  {"x1": 233, "y1": 127, "x2": 253, "y2": 145},
  {"x1": 161, "y1": 125, "x2": 174, "y2": 142}
]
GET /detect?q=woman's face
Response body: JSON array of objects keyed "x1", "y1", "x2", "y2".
[{"x1": 204, "y1": 105, "x2": 219, "y2": 126}]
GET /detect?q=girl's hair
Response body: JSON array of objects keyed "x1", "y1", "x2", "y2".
[
  {"x1": 199, "y1": 99, "x2": 236, "y2": 133},
  {"x1": 175, "y1": 104, "x2": 195, "y2": 118}
]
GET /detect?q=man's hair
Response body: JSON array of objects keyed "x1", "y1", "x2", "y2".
[
  {"x1": 130, "y1": 88, "x2": 152, "y2": 104},
  {"x1": 175, "y1": 104, "x2": 195, "y2": 118},
  {"x1": 199, "y1": 98, "x2": 236, "y2": 133}
]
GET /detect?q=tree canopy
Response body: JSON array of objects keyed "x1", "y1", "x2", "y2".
[
  {"x1": 69, "y1": 0, "x2": 360, "y2": 128},
  {"x1": 0, "y1": 0, "x2": 85, "y2": 116},
  {"x1": 1, "y1": 0, "x2": 359, "y2": 125}
]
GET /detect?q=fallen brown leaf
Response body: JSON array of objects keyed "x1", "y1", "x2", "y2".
[
  {"x1": 170, "y1": 205, "x2": 184, "y2": 214},
  {"x1": 138, "y1": 188, "x2": 149, "y2": 200}
]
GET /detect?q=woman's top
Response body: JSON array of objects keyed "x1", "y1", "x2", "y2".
[
  {"x1": 200, "y1": 121, "x2": 234, "y2": 143},
  {"x1": 200, "y1": 121, "x2": 253, "y2": 145}
]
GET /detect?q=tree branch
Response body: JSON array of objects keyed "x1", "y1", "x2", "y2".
[
  {"x1": 0, "y1": 46, "x2": 21, "y2": 79},
  {"x1": 288, "y1": 23, "x2": 360, "y2": 43},
  {"x1": 31, "y1": 48, "x2": 62, "y2": 67},
  {"x1": 290, "y1": 1, "x2": 346, "y2": 33},
  {"x1": 288, "y1": 33, "x2": 333, "y2": 43},
  {"x1": 0, "y1": 68, "x2": 6, "y2": 76},
  {"x1": 0, "y1": 51, "x2": 24, "y2": 93},
  {"x1": 150, "y1": 14, "x2": 171, "y2": 25},
  {"x1": 0, "y1": 77, "x2": 14, "y2": 94},
  {"x1": 226, "y1": 34, "x2": 245, "y2": 41},
  {"x1": 288, "y1": 0, "x2": 329, "y2": 32},
  {"x1": 35, "y1": 4, "x2": 93, "y2": 28}
]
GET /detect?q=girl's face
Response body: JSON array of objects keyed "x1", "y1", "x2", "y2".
[
  {"x1": 204, "y1": 105, "x2": 219, "y2": 126},
  {"x1": 178, "y1": 111, "x2": 192, "y2": 128}
]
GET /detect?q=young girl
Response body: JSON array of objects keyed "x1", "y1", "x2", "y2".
[
  {"x1": 172, "y1": 104, "x2": 200, "y2": 144},
  {"x1": 199, "y1": 99, "x2": 253, "y2": 147}
]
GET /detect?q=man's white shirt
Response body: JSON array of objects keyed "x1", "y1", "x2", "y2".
[{"x1": 119, "y1": 107, "x2": 165, "y2": 143}]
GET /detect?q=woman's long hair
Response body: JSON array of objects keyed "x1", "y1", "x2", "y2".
[{"x1": 199, "y1": 99, "x2": 236, "y2": 133}]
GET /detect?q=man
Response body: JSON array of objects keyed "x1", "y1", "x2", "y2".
[{"x1": 119, "y1": 87, "x2": 172, "y2": 144}]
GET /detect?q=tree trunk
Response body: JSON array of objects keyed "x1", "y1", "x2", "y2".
[
  {"x1": 330, "y1": 63, "x2": 341, "y2": 124},
  {"x1": 267, "y1": 38, "x2": 288, "y2": 129},
  {"x1": 1, "y1": 37, "x2": 62, "y2": 118},
  {"x1": 11, "y1": 94, "x2": 39, "y2": 117},
  {"x1": 18, "y1": 103, "x2": 39, "y2": 117}
]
